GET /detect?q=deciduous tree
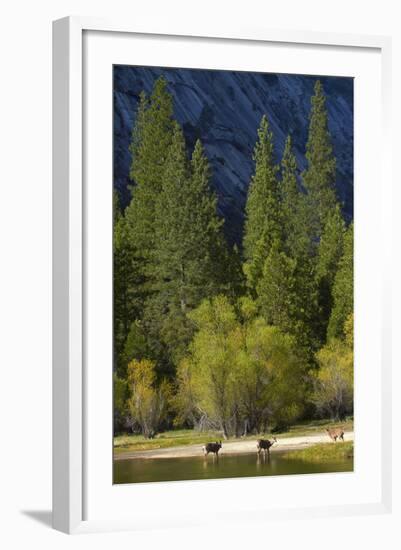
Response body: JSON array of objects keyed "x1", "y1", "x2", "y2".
[
  {"x1": 127, "y1": 359, "x2": 171, "y2": 438},
  {"x1": 312, "y1": 338, "x2": 353, "y2": 421}
]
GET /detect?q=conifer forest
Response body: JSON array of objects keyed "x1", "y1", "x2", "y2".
[{"x1": 113, "y1": 69, "x2": 354, "y2": 448}]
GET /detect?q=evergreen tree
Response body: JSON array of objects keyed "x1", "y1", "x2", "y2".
[
  {"x1": 257, "y1": 239, "x2": 318, "y2": 356},
  {"x1": 243, "y1": 115, "x2": 280, "y2": 292},
  {"x1": 280, "y1": 135, "x2": 311, "y2": 259},
  {"x1": 122, "y1": 320, "x2": 150, "y2": 368},
  {"x1": 128, "y1": 90, "x2": 148, "y2": 183},
  {"x1": 327, "y1": 223, "x2": 353, "y2": 340},
  {"x1": 257, "y1": 239, "x2": 297, "y2": 335},
  {"x1": 293, "y1": 250, "x2": 320, "y2": 355},
  {"x1": 280, "y1": 136, "x2": 298, "y2": 249},
  {"x1": 315, "y1": 204, "x2": 346, "y2": 342},
  {"x1": 149, "y1": 129, "x2": 227, "y2": 365},
  {"x1": 154, "y1": 130, "x2": 223, "y2": 310},
  {"x1": 302, "y1": 80, "x2": 337, "y2": 241},
  {"x1": 188, "y1": 139, "x2": 227, "y2": 297},
  {"x1": 125, "y1": 77, "x2": 174, "y2": 260},
  {"x1": 113, "y1": 213, "x2": 145, "y2": 376},
  {"x1": 224, "y1": 244, "x2": 246, "y2": 302},
  {"x1": 113, "y1": 188, "x2": 121, "y2": 222}
]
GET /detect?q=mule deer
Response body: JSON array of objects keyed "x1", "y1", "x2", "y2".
[
  {"x1": 326, "y1": 427, "x2": 345, "y2": 442},
  {"x1": 256, "y1": 437, "x2": 277, "y2": 456},
  {"x1": 203, "y1": 441, "x2": 222, "y2": 457}
]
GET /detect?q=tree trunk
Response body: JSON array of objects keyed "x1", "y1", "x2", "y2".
[{"x1": 221, "y1": 421, "x2": 229, "y2": 440}]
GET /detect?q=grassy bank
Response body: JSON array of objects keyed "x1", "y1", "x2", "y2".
[
  {"x1": 114, "y1": 418, "x2": 353, "y2": 455},
  {"x1": 283, "y1": 440, "x2": 354, "y2": 463},
  {"x1": 114, "y1": 429, "x2": 223, "y2": 454}
]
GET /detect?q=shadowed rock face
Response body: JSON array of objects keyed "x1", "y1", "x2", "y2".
[{"x1": 114, "y1": 66, "x2": 353, "y2": 244}]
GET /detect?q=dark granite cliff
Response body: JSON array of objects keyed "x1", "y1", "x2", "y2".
[{"x1": 114, "y1": 66, "x2": 353, "y2": 244}]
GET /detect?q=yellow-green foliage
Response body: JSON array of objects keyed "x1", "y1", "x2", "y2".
[
  {"x1": 172, "y1": 357, "x2": 198, "y2": 427},
  {"x1": 312, "y1": 338, "x2": 353, "y2": 420},
  {"x1": 188, "y1": 296, "x2": 239, "y2": 436},
  {"x1": 176, "y1": 295, "x2": 308, "y2": 437},
  {"x1": 127, "y1": 359, "x2": 171, "y2": 437},
  {"x1": 344, "y1": 312, "x2": 353, "y2": 348},
  {"x1": 114, "y1": 374, "x2": 128, "y2": 414}
]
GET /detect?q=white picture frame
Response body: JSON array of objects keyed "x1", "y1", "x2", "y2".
[{"x1": 52, "y1": 16, "x2": 392, "y2": 534}]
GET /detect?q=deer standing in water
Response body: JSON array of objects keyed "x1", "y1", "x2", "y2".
[
  {"x1": 203, "y1": 441, "x2": 222, "y2": 457},
  {"x1": 256, "y1": 437, "x2": 277, "y2": 457},
  {"x1": 326, "y1": 427, "x2": 345, "y2": 442}
]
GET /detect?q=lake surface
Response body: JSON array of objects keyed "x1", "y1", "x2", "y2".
[{"x1": 113, "y1": 452, "x2": 353, "y2": 484}]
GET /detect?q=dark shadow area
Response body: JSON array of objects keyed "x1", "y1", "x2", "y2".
[{"x1": 21, "y1": 510, "x2": 52, "y2": 528}]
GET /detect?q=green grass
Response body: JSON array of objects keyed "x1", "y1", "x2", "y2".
[
  {"x1": 114, "y1": 418, "x2": 353, "y2": 454},
  {"x1": 113, "y1": 429, "x2": 223, "y2": 454},
  {"x1": 283, "y1": 440, "x2": 354, "y2": 463},
  {"x1": 271, "y1": 418, "x2": 353, "y2": 439}
]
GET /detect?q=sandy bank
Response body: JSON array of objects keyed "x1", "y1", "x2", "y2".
[{"x1": 114, "y1": 431, "x2": 354, "y2": 461}]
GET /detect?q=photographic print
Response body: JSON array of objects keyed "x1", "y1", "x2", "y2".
[{"x1": 113, "y1": 66, "x2": 354, "y2": 484}]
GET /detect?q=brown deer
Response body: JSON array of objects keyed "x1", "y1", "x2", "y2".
[
  {"x1": 326, "y1": 427, "x2": 345, "y2": 442},
  {"x1": 203, "y1": 441, "x2": 222, "y2": 457},
  {"x1": 256, "y1": 437, "x2": 277, "y2": 456}
]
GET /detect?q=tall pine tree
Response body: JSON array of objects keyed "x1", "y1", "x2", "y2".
[
  {"x1": 302, "y1": 80, "x2": 337, "y2": 242},
  {"x1": 154, "y1": 130, "x2": 225, "y2": 310},
  {"x1": 280, "y1": 136, "x2": 298, "y2": 227},
  {"x1": 128, "y1": 90, "x2": 148, "y2": 183},
  {"x1": 280, "y1": 135, "x2": 310, "y2": 259},
  {"x1": 327, "y1": 222, "x2": 353, "y2": 340},
  {"x1": 257, "y1": 239, "x2": 297, "y2": 334},
  {"x1": 147, "y1": 129, "x2": 228, "y2": 365},
  {"x1": 315, "y1": 204, "x2": 346, "y2": 343},
  {"x1": 113, "y1": 212, "x2": 145, "y2": 376},
  {"x1": 125, "y1": 77, "x2": 174, "y2": 261},
  {"x1": 243, "y1": 115, "x2": 280, "y2": 292},
  {"x1": 257, "y1": 238, "x2": 317, "y2": 356}
]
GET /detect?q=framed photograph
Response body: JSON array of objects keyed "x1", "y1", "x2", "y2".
[{"x1": 52, "y1": 17, "x2": 392, "y2": 534}]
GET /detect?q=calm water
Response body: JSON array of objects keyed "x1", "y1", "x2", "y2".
[{"x1": 114, "y1": 452, "x2": 353, "y2": 484}]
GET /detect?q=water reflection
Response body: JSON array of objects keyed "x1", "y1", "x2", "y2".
[
  {"x1": 256, "y1": 451, "x2": 271, "y2": 470},
  {"x1": 203, "y1": 453, "x2": 223, "y2": 474},
  {"x1": 114, "y1": 451, "x2": 353, "y2": 484}
]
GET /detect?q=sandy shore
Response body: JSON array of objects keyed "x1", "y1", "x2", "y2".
[{"x1": 115, "y1": 431, "x2": 354, "y2": 461}]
